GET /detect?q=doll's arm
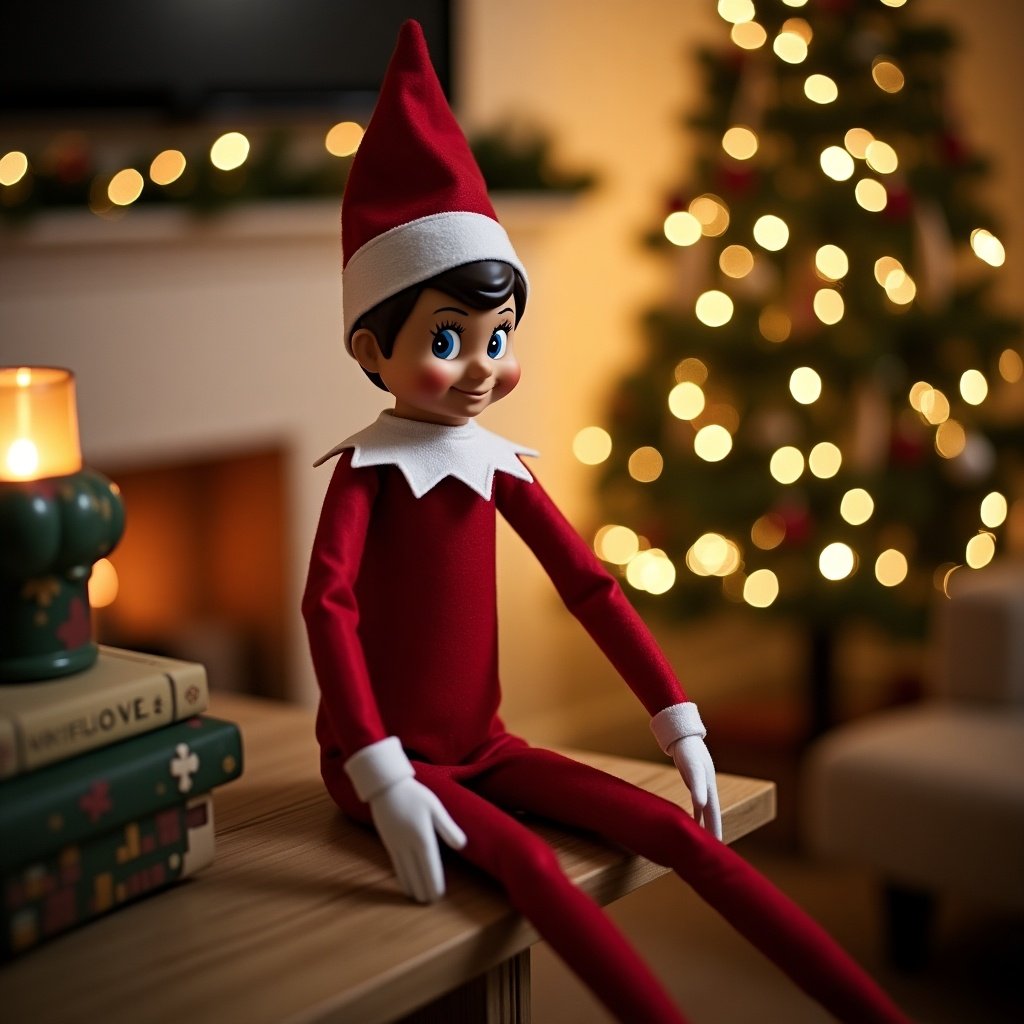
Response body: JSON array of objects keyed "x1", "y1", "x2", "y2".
[
  {"x1": 497, "y1": 471, "x2": 722, "y2": 838},
  {"x1": 303, "y1": 454, "x2": 466, "y2": 898}
]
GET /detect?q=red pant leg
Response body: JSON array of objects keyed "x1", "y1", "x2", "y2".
[
  {"x1": 414, "y1": 764, "x2": 689, "y2": 1024},
  {"x1": 471, "y1": 747, "x2": 911, "y2": 1024}
]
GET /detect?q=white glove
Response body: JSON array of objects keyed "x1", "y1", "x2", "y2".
[
  {"x1": 651, "y1": 702, "x2": 723, "y2": 841},
  {"x1": 345, "y1": 737, "x2": 467, "y2": 903}
]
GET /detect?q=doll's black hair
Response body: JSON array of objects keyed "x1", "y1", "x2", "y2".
[{"x1": 352, "y1": 259, "x2": 528, "y2": 391}]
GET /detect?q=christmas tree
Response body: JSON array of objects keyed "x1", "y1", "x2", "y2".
[{"x1": 592, "y1": 0, "x2": 1023, "y2": 732}]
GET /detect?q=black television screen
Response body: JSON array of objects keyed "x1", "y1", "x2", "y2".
[{"x1": 1, "y1": 0, "x2": 452, "y2": 121}]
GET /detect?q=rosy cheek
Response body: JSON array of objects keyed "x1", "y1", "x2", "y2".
[
  {"x1": 417, "y1": 366, "x2": 453, "y2": 394},
  {"x1": 495, "y1": 362, "x2": 522, "y2": 396}
]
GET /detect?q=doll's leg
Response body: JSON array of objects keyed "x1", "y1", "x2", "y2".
[
  {"x1": 415, "y1": 766, "x2": 690, "y2": 1024},
  {"x1": 473, "y1": 747, "x2": 909, "y2": 1024}
]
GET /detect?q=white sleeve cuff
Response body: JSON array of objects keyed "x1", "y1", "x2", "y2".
[
  {"x1": 344, "y1": 736, "x2": 415, "y2": 802},
  {"x1": 650, "y1": 701, "x2": 706, "y2": 755}
]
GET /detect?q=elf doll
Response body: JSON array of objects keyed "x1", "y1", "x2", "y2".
[{"x1": 303, "y1": 21, "x2": 909, "y2": 1024}]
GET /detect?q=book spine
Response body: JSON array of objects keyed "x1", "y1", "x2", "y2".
[
  {"x1": 0, "y1": 657, "x2": 210, "y2": 780},
  {"x1": 0, "y1": 716, "x2": 242, "y2": 873},
  {"x1": 2, "y1": 794, "x2": 215, "y2": 959}
]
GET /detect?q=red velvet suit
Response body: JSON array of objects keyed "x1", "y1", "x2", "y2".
[{"x1": 303, "y1": 443, "x2": 908, "y2": 1024}]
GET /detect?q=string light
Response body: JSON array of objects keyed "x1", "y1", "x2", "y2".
[
  {"x1": 664, "y1": 210, "x2": 702, "y2": 246},
  {"x1": 970, "y1": 229, "x2": 1006, "y2": 267},
  {"x1": 325, "y1": 121, "x2": 364, "y2": 157},
  {"x1": 819, "y1": 542, "x2": 855, "y2": 580},
  {"x1": 998, "y1": 348, "x2": 1023, "y2": 383},
  {"x1": 722, "y1": 126, "x2": 759, "y2": 160},
  {"x1": 731, "y1": 21, "x2": 768, "y2": 48},
  {"x1": 769, "y1": 446, "x2": 804, "y2": 484},
  {"x1": 572, "y1": 426, "x2": 612, "y2": 464},
  {"x1": 0, "y1": 151, "x2": 29, "y2": 186},
  {"x1": 107, "y1": 168, "x2": 144, "y2": 206},
  {"x1": 908, "y1": 381, "x2": 931, "y2": 411},
  {"x1": 743, "y1": 569, "x2": 780, "y2": 607},
  {"x1": 674, "y1": 357, "x2": 709, "y2": 384},
  {"x1": 840, "y1": 488, "x2": 874, "y2": 526},
  {"x1": 668, "y1": 381, "x2": 706, "y2": 420},
  {"x1": 789, "y1": 366, "x2": 823, "y2": 404},
  {"x1": 855, "y1": 178, "x2": 888, "y2": 211},
  {"x1": 844, "y1": 128, "x2": 874, "y2": 159},
  {"x1": 149, "y1": 149, "x2": 186, "y2": 186},
  {"x1": 626, "y1": 548, "x2": 677, "y2": 594},
  {"x1": 687, "y1": 533, "x2": 741, "y2": 576},
  {"x1": 210, "y1": 132, "x2": 250, "y2": 171},
  {"x1": 875, "y1": 256, "x2": 905, "y2": 287},
  {"x1": 980, "y1": 491, "x2": 1008, "y2": 528},
  {"x1": 751, "y1": 513, "x2": 786, "y2": 550},
  {"x1": 885, "y1": 269, "x2": 916, "y2": 305},
  {"x1": 935, "y1": 419, "x2": 967, "y2": 458},
  {"x1": 773, "y1": 31, "x2": 808, "y2": 64},
  {"x1": 919, "y1": 387, "x2": 950, "y2": 424},
  {"x1": 965, "y1": 532, "x2": 996, "y2": 569},
  {"x1": 690, "y1": 194, "x2": 730, "y2": 236},
  {"x1": 865, "y1": 140, "x2": 899, "y2": 174},
  {"x1": 628, "y1": 446, "x2": 665, "y2": 483},
  {"x1": 753, "y1": 214, "x2": 789, "y2": 250},
  {"x1": 594, "y1": 525, "x2": 640, "y2": 564},
  {"x1": 815, "y1": 244, "x2": 849, "y2": 280},
  {"x1": 813, "y1": 288, "x2": 845, "y2": 324},
  {"x1": 875, "y1": 549, "x2": 908, "y2": 587},
  {"x1": 804, "y1": 75, "x2": 838, "y2": 104},
  {"x1": 960, "y1": 369, "x2": 988, "y2": 405},
  {"x1": 871, "y1": 58, "x2": 906, "y2": 93},
  {"x1": 696, "y1": 290, "x2": 734, "y2": 326},
  {"x1": 720, "y1": 244, "x2": 755, "y2": 278},
  {"x1": 808, "y1": 441, "x2": 842, "y2": 478},
  {"x1": 694, "y1": 424, "x2": 733, "y2": 461},
  {"x1": 759, "y1": 306, "x2": 791, "y2": 342},
  {"x1": 782, "y1": 18, "x2": 813, "y2": 43},
  {"x1": 821, "y1": 146, "x2": 855, "y2": 181},
  {"x1": 717, "y1": 0, "x2": 755, "y2": 23}
]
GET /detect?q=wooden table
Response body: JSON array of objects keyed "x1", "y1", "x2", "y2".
[{"x1": 0, "y1": 693, "x2": 775, "y2": 1024}]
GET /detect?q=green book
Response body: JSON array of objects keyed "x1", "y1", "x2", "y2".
[
  {"x1": 0, "y1": 715, "x2": 242, "y2": 874},
  {"x1": 2, "y1": 794, "x2": 215, "y2": 960}
]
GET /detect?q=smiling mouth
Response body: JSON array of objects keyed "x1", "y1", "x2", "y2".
[{"x1": 453, "y1": 386, "x2": 492, "y2": 398}]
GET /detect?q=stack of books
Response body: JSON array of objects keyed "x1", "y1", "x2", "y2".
[{"x1": 0, "y1": 646, "x2": 243, "y2": 959}]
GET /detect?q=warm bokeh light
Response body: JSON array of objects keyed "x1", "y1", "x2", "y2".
[
  {"x1": 664, "y1": 210, "x2": 702, "y2": 246},
  {"x1": 980, "y1": 491, "x2": 1008, "y2": 528},
  {"x1": 872, "y1": 59, "x2": 906, "y2": 93},
  {"x1": 769, "y1": 446, "x2": 804, "y2": 484},
  {"x1": 819, "y1": 542, "x2": 855, "y2": 581},
  {"x1": 970, "y1": 228, "x2": 1006, "y2": 267},
  {"x1": 885, "y1": 269, "x2": 917, "y2": 305},
  {"x1": 855, "y1": 178, "x2": 888, "y2": 212},
  {"x1": 595, "y1": 524, "x2": 640, "y2": 565},
  {"x1": 789, "y1": 366, "x2": 822, "y2": 404},
  {"x1": 626, "y1": 548, "x2": 677, "y2": 595},
  {"x1": 694, "y1": 424, "x2": 733, "y2": 462},
  {"x1": 874, "y1": 256, "x2": 904, "y2": 287},
  {"x1": 690, "y1": 194, "x2": 730, "y2": 236},
  {"x1": 773, "y1": 30, "x2": 808, "y2": 64},
  {"x1": 840, "y1": 488, "x2": 874, "y2": 526},
  {"x1": 210, "y1": 132, "x2": 250, "y2": 171},
  {"x1": 753, "y1": 214, "x2": 789, "y2": 251},
  {"x1": 720, "y1": 244, "x2": 755, "y2": 278},
  {"x1": 325, "y1": 121, "x2": 364, "y2": 157},
  {"x1": 674, "y1": 357, "x2": 709, "y2": 384},
  {"x1": 0, "y1": 150, "x2": 29, "y2": 186},
  {"x1": 717, "y1": 0, "x2": 755, "y2": 23},
  {"x1": 880, "y1": 0, "x2": 907, "y2": 7},
  {"x1": 149, "y1": 149, "x2": 187, "y2": 186},
  {"x1": 965, "y1": 532, "x2": 996, "y2": 569},
  {"x1": 875, "y1": 549, "x2": 908, "y2": 587},
  {"x1": 820, "y1": 146, "x2": 855, "y2": 181},
  {"x1": 865, "y1": 140, "x2": 899, "y2": 174},
  {"x1": 668, "y1": 381, "x2": 706, "y2": 420},
  {"x1": 751, "y1": 513, "x2": 786, "y2": 550},
  {"x1": 813, "y1": 288, "x2": 845, "y2": 324},
  {"x1": 572, "y1": 426, "x2": 612, "y2": 465},
  {"x1": 107, "y1": 168, "x2": 144, "y2": 206},
  {"x1": 687, "y1": 533, "x2": 741, "y2": 577},
  {"x1": 919, "y1": 387, "x2": 950, "y2": 425},
  {"x1": 89, "y1": 557, "x2": 120, "y2": 608},
  {"x1": 808, "y1": 441, "x2": 842, "y2": 479},
  {"x1": 999, "y1": 348, "x2": 1023, "y2": 383},
  {"x1": 759, "y1": 306, "x2": 792, "y2": 342},
  {"x1": 815, "y1": 244, "x2": 849, "y2": 281},
  {"x1": 731, "y1": 21, "x2": 768, "y2": 48},
  {"x1": 804, "y1": 74, "x2": 838, "y2": 104},
  {"x1": 628, "y1": 446, "x2": 665, "y2": 483},
  {"x1": 935, "y1": 419, "x2": 967, "y2": 459},
  {"x1": 960, "y1": 369, "x2": 988, "y2": 405},
  {"x1": 743, "y1": 569, "x2": 779, "y2": 608},
  {"x1": 908, "y1": 381, "x2": 931, "y2": 412},
  {"x1": 844, "y1": 128, "x2": 874, "y2": 159},
  {"x1": 695, "y1": 290, "x2": 734, "y2": 326},
  {"x1": 723, "y1": 126, "x2": 759, "y2": 160}
]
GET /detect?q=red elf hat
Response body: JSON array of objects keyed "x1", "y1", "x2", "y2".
[{"x1": 341, "y1": 19, "x2": 528, "y2": 348}]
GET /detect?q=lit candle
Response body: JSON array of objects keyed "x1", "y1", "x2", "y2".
[{"x1": 0, "y1": 366, "x2": 83, "y2": 481}]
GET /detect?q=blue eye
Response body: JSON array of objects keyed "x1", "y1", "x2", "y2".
[
  {"x1": 487, "y1": 328, "x2": 509, "y2": 360},
  {"x1": 431, "y1": 328, "x2": 461, "y2": 360}
]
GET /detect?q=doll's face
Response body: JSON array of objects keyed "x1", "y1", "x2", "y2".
[{"x1": 353, "y1": 287, "x2": 522, "y2": 425}]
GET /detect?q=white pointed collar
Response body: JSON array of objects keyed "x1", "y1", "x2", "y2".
[{"x1": 314, "y1": 411, "x2": 537, "y2": 500}]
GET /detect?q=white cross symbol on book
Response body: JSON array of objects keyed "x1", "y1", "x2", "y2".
[{"x1": 170, "y1": 743, "x2": 200, "y2": 793}]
